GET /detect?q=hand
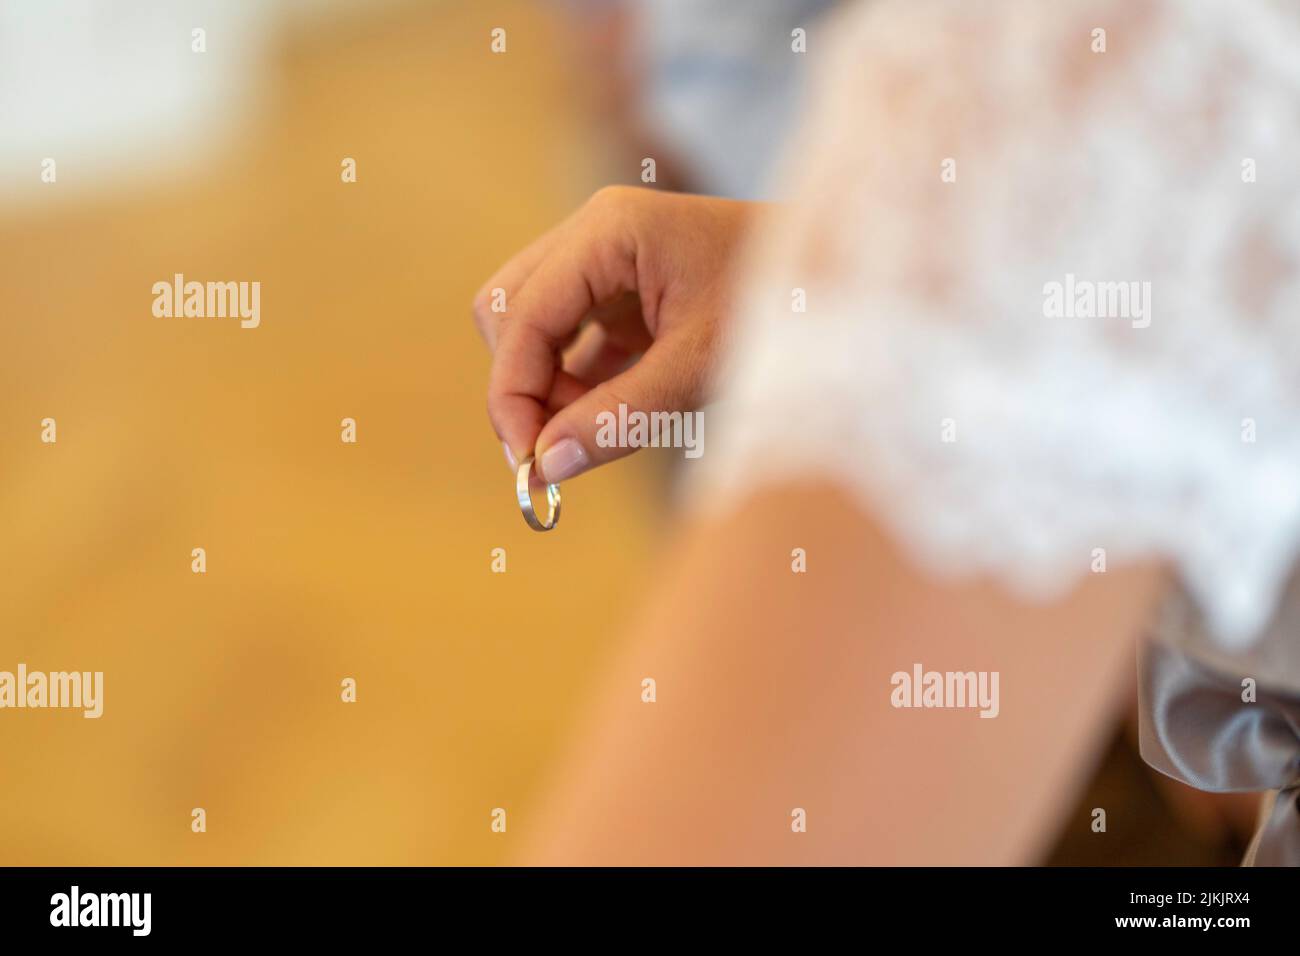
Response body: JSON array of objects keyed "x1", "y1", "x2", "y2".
[{"x1": 473, "y1": 187, "x2": 757, "y2": 483}]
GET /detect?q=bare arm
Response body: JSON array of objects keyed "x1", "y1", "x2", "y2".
[{"x1": 521, "y1": 480, "x2": 1165, "y2": 865}]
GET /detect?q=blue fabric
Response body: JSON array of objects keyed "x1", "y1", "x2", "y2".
[
  {"x1": 636, "y1": 0, "x2": 840, "y2": 199},
  {"x1": 1140, "y1": 637, "x2": 1300, "y2": 865}
]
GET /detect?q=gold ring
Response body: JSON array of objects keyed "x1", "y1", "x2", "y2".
[{"x1": 516, "y1": 455, "x2": 561, "y2": 532}]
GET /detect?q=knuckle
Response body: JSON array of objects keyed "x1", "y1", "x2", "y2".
[
  {"x1": 471, "y1": 288, "x2": 492, "y2": 324},
  {"x1": 593, "y1": 380, "x2": 636, "y2": 416},
  {"x1": 485, "y1": 391, "x2": 507, "y2": 428},
  {"x1": 587, "y1": 184, "x2": 635, "y2": 217}
]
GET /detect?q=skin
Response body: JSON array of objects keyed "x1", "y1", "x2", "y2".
[
  {"x1": 520, "y1": 481, "x2": 1163, "y2": 865},
  {"x1": 473, "y1": 187, "x2": 755, "y2": 483},
  {"x1": 474, "y1": 188, "x2": 1167, "y2": 863}
]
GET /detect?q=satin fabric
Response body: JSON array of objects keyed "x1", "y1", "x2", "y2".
[{"x1": 1139, "y1": 636, "x2": 1300, "y2": 866}]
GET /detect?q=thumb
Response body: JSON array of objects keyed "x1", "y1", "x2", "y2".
[{"x1": 533, "y1": 345, "x2": 700, "y2": 484}]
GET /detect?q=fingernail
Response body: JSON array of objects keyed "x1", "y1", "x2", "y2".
[
  {"x1": 502, "y1": 441, "x2": 518, "y2": 472},
  {"x1": 539, "y1": 438, "x2": 588, "y2": 483}
]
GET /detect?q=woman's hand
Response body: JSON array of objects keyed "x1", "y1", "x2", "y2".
[{"x1": 473, "y1": 187, "x2": 757, "y2": 483}]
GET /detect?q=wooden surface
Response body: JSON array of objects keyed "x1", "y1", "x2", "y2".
[{"x1": 0, "y1": 0, "x2": 655, "y2": 865}]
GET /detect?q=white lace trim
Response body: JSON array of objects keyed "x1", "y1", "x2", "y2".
[{"x1": 691, "y1": 0, "x2": 1300, "y2": 648}]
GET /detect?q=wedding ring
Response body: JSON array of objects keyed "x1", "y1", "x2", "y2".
[{"x1": 516, "y1": 455, "x2": 561, "y2": 532}]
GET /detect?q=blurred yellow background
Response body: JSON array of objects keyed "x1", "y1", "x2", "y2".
[{"x1": 0, "y1": 0, "x2": 658, "y2": 865}]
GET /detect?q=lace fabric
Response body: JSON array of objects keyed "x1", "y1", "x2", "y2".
[{"x1": 692, "y1": 0, "x2": 1300, "y2": 648}]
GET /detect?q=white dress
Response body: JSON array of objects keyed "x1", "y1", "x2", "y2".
[{"x1": 693, "y1": 0, "x2": 1300, "y2": 864}]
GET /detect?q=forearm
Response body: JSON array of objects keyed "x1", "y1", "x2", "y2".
[{"x1": 520, "y1": 480, "x2": 1165, "y2": 865}]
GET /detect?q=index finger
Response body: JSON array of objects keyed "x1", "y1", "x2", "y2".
[
  {"x1": 487, "y1": 200, "x2": 639, "y2": 460},
  {"x1": 471, "y1": 222, "x2": 563, "y2": 352}
]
